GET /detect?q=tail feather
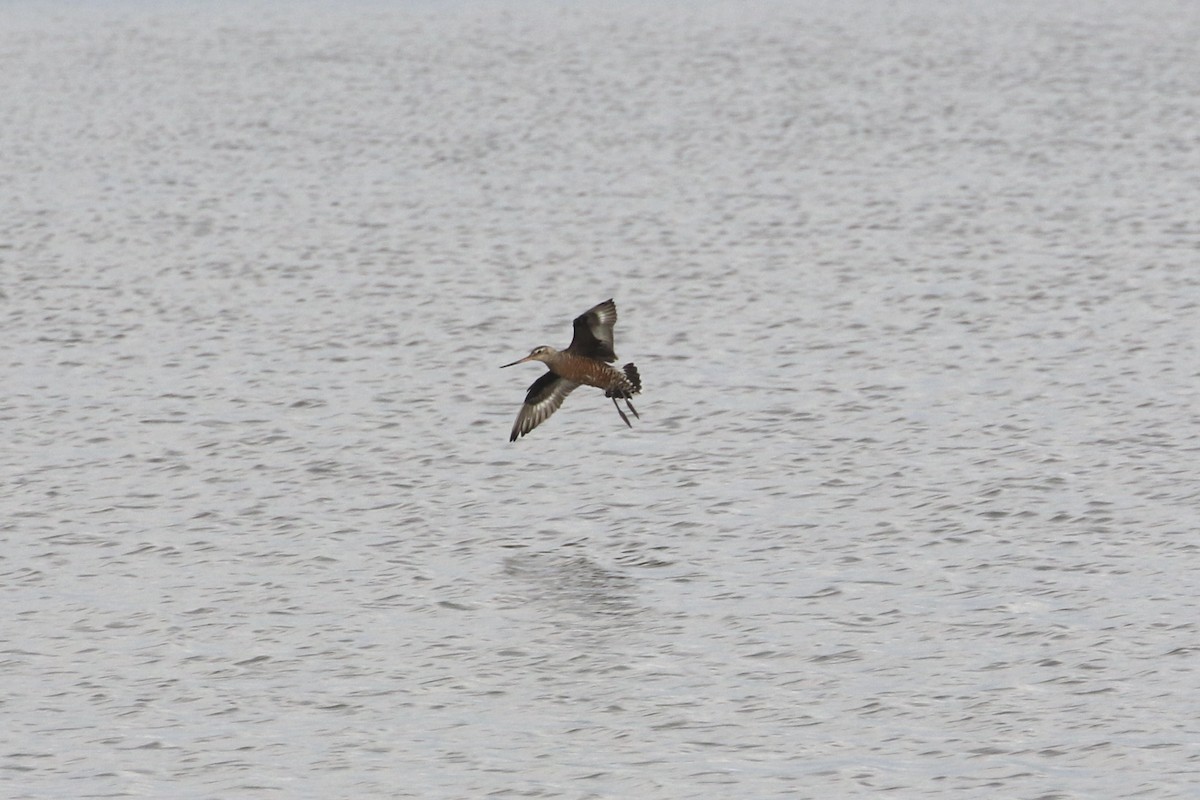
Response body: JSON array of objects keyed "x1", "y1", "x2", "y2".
[
  {"x1": 624, "y1": 363, "x2": 641, "y2": 394},
  {"x1": 604, "y1": 363, "x2": 641, "y2": 399},
  {"x1": 604, "y1": 363, "x2": 641, "y2": 427}
]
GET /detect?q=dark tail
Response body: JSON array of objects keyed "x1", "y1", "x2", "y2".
[
  {"x1": 624, "y1": 363, "x2": 641, "y2": 394},
  {"x1": 604, "y1": 363, "x2": 641, "y2": 399},
  {"x1": 608, "y1": 363, "x2": 641, "y2": 427}
]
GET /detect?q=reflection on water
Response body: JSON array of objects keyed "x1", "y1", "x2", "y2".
[{"x1": 502, "y1": 552, "x2": 642, "y2": 619}]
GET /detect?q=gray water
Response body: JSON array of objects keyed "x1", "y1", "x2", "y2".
[{"x1": 3, "y1": 1, "x2": 1199, "y2": 797}]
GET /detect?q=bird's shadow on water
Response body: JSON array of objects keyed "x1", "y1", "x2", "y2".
[{"x1": 498, "y1": 546, "x2": 655, "y2": 621}]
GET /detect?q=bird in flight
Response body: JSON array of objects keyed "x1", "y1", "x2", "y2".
[{"x1": 502, "y1": 299, "x2": 642, "y2": 441}]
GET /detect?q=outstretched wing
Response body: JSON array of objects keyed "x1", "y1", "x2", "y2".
[
  {"x1": 510, "y1": 371, "x2": 580, "y2": 441},
  {"x1": 566, "y1": 299, "x2": 618, "y2": 362}
]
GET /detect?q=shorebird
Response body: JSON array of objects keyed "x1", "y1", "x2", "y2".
[{"x1": 502, "y1": 299, "x2": 642, "y2": 441}]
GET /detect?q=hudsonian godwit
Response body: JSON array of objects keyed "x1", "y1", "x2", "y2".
[{"x1": 501, "y1": 299, "x2": 642, "y2": 441}]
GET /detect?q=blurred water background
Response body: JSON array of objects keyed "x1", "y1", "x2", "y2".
[{"x1": 3, "y1": 1, "x2": 1199, "y2": 797}]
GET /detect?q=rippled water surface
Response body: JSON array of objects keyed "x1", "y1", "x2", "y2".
[{"x1": 4, "y1": 1, "x2": 1199, "y2": 797}]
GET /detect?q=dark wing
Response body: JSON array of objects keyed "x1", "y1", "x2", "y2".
[
  {"x1": 510, "y1": 371, "x2": 580, "y2": 441},
  {"x1": 565, "y1": 299, "x2": 618, "y2": 362}
]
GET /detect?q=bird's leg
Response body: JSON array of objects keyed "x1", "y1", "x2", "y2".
[
  {"x1": 611, "y1": 396, "x2": 632, "y2": 428},
  {"x1": 624, "y1": 398, "x2": 639, "y2": 419}
]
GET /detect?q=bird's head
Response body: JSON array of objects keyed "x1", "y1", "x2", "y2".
[{"x1": 501, "y1": 345, "x2": 557, "y2": 368}]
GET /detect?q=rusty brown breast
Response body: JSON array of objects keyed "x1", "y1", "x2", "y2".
[{"x1": 546, "y1": 352, "x2": 635, "y2": 394}]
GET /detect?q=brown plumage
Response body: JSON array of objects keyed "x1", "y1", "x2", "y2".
[{"x1": 501, "y1": 299, "x2": 642, "y2": 441}]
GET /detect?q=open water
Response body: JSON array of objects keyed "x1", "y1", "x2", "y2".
[{"x1": 3, "y1": 1, "x2": 1199, "y2": 797}]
